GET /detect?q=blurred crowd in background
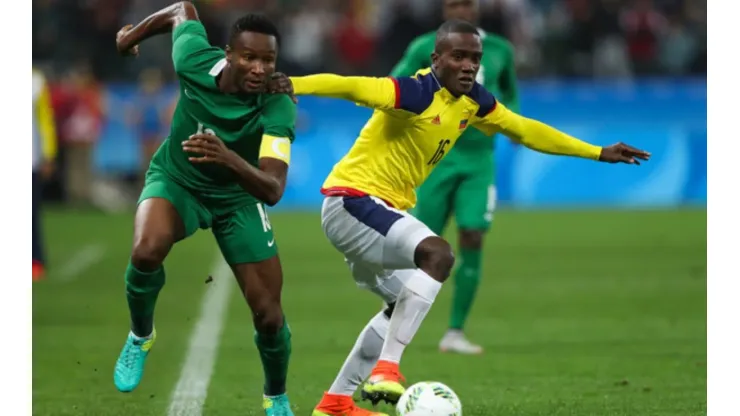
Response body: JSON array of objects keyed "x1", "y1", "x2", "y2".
[
  {"x1": 33, "y1": 0, "x2": 708, "y2": 81},
  {"x1": 31, "y1": 0, "x2": 707, "y2": 209}
]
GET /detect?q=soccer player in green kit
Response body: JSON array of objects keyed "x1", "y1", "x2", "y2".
[
  {"x1": 113, "y1": 2, "x2": 295, "y2": 414},
  {"x1": 390, "y1": 0, "x2": 519, "y2": 355}
]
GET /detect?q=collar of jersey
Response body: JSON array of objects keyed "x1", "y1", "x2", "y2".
[
  {"x1": 428, "y1": 68, "x2": 465, "y2": 103},
  {"x1": 209, "y1": 58, "x2": 227, "y2": 76}
]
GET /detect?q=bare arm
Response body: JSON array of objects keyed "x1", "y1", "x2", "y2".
[
  {"x1": 182, "y1": 134, "x2": 290, "y2": 206},
  {"x1": 230, "y1": 158, "x2": 288, "y2": 207},
  {"x1": 116, "y1": 1, "x2": 199, "y2": 54}
]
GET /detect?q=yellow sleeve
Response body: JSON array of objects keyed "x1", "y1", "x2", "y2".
[
  {"x1": 37, "y1": 82, "x2": 58, "y2": 161},
  {"x1": 259, "y1": 134, "x2": 292, "y2": 165},
  {"x1": 472, "y1": 102, "x2": 602, "y2": 160},
  {"x1": 290, "y1": 75, "x2": 397, "y2": 110}
]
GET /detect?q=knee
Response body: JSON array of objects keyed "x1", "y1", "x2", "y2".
[
  {"x1": 131, "y1": 234, "x2": 171, "y2": 271},
  {"x1": 459, "y1": 229, "x2": 483, "y2": 250},
  {"x1": 251, "y1": 299, "x2": 284, "y2": 334},
  {"x1": 414, "y1": 237, "x2": 455, "y2": 282}
]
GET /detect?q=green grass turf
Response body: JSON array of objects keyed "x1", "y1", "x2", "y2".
[{"x1": 33, "y1": 208, "x2": 706, "y2": 415}]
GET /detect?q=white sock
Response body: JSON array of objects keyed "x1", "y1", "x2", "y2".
[
  {"x1": 379, "y1": 269, "x2": 442, "y2": 364},
  {"x1": 130, "y1": 330, "x2": 153, "y2": 340},
  {"x1": 328, "y1": 311, "x2": 389, "y2": 396}
]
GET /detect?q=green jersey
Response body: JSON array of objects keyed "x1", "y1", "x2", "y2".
[
  {"x1": 149, "y1": 21, "x2": 296, "y2": 214},
  {"x1": 390, "y1": 29, "x2": 519, "y2": 153}
]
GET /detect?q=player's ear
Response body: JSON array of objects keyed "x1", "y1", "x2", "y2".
[
  {"x1": 225, "y1": 44, "x2": 232, "y2": 64},
  {"x1": 431, "y1": 52, "x2": 440, "y2": 66}
]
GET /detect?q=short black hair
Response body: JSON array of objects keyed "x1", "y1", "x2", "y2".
[
  {"x1": 230, "y1": 14, "x2": 281, "y2": 46},
  {"x1": 435, "y1": 19, "x2": 479, "y2": 49}
]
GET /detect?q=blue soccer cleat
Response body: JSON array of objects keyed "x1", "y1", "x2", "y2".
[
  {"x1": 113, "y1": 329, "x2": 156, "y2": 392},
  {"x1": 263, "y1": 393, "x2": 295, "y2": 416}
]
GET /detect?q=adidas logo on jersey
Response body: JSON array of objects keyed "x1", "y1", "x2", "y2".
[{"x1": 431, "y1": 115, "x2": 441, "y2": 125}]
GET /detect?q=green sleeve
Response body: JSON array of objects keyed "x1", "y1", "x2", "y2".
[
  {"x1": 389, "y1": 36, "x2": 433, "y2": 77},
  {"x1": 171, "y1": 21, "x2": 212, "y2": 75},
  {"x1": 260, "y1": 94, "x2": 297, "y2": 142},
  {"x1": 498, "y1": 47, "x2": 520, "y2": 113}
]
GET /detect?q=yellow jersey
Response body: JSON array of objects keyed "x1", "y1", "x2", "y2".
[
  {"x1": 32, "y1": 69, "x2": 57, "y2": 170},
  {"x1": 290, "y1": 68, "x2": 602, "y2": 210}
]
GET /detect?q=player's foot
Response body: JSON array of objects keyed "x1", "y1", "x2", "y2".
[
  {"x1": 312, "y1": 392, "x2": 388, "y2": 416},
  {"x1": 113, "y1": 329, "x2": 156, "y2": 392},
  {"x1": 32, "y1": 261, "x2": 45, "y2": 282},
  {"x1": 439, "y1": 329, "x2": 483, "y2": 355},
  {"x1": 360, "y1": 360, "x2": 406, "y2": 406},
  {"x1": 263, "y1": 393, "x2": 294, "y2": 416}
]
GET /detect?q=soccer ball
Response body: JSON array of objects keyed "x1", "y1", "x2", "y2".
[{"x1": 396, "y1": 381, "x2": 462, "y2": 416}]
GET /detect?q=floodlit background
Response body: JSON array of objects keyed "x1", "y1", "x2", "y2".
[{"x1": 32, "y1": 0, "x2": 706, "y2": 415}]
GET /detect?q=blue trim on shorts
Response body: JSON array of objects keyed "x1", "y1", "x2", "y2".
[{"x1": 342, "y1": 196, "x2": 404, "y2": 237}]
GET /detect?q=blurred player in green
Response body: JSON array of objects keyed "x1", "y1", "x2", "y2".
[
  {"x1": 113, "y1": 2, "x2": 296, "y2": 414},
  {"x1": 390, "y1": 0, "x2": 519, "y2": 355}
]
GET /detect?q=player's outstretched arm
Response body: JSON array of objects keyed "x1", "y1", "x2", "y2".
[
  {"x1": 474, "y1": 101, "x2": 650, "y2": 164},
  {"x1": 270, "y1": 73, "x2": 399, "y2": 110},
  {"x1": 116, "y1": 1, "x2": 199, "y2": 56}
]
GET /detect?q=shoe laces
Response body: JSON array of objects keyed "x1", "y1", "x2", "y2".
[{"x1": 122, "y1": 338, "x2": 145, "y2": 369}]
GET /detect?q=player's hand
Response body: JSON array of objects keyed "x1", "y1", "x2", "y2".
[
  {"x1": 182, "y1": 133, "x2": 240, "y2": 168},
  {"x1": 116, "y1": 24, "x2": 139, "y2": 57},
  {"x1": 599, "y1": 142, "x2": 651, "y2": 165},
  {"x1": 268, "y1": 72, "x2": 297, "y2": 104}
]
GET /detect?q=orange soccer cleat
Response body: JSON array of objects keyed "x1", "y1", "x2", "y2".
[
  {"x1": 312, "y1": 392, "x2": 388, "y2": 416},
  {"x1": 360, "y1": 360, "x2": 406, "y2": 406}
]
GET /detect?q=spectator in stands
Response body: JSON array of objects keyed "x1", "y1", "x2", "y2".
[
  {"x1": 621, "y1": 0, "x2": 666, "y2": 75},
  {"x1": 32, "y1": 68, "x2": 58, "y2": 281},
  {"x1": 58, "y1": 61, "x2": 106, "y2": 206}
]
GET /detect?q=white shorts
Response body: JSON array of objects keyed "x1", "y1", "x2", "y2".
[{"x1": 320, "y1": 195, "x2": 437, "y2": 304}]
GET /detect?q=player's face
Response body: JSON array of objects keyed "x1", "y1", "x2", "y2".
[
  {"x1": 432, "y1": 33, "x2": 482, "y2": 96},
  {"x1": 227, "y1": 31, "x2": 278, "y2": 93},
  {"x1": 443, "y1": 0, "x2": 478, "y2": 23}
]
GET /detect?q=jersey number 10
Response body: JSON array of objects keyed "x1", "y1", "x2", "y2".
[{"x1": 427, "y1": 139, "x2": 451, "y2": 166}]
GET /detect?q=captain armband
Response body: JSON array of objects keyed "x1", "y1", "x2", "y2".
[{"x1": 259, "y1": 134, "x2": 292, "y2": 165}]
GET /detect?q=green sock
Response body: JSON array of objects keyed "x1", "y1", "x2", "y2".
[
  {"x1": 449, "y1": 248, "x2": 482, "y2": 330},
  {"x1": 125, "y1": 262, "x2": 165, "y2": 337},
  {"x1": 254, "y1": 319, "x2": 292, "y2": 396}
]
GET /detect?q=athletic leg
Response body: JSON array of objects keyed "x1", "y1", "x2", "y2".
[
  {"x1": 230, "y1": 258, "x2": 293, "y2": 415},
  {"x1": 318, "y1": 196, "x2": 454, "y2": 407},
  {"x1": 313, "y1": 257, "x2": 405, "y2": 415},
  {"x1": 441, "y1": 162, "x2": 496, "y2": 354},
  {"x1": 213, "y1": 203, "x2": 293, "y2": 416},
  {"x1": 114, "y1": 175, "x2": 209, "y2": 393},
  {"x1": 360, "y1": 236, "x2": 453, "y2": 405},
  {"x1": 127, "y1": 198, "x2": 183, "y2": 336}
]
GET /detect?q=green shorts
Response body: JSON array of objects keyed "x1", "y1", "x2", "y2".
[
  {"x1": 138, "y1": 173, "x2": 277, "y2": 265},
  {"x1": 412, "y1": 151, "x2": 496, "y2": 235}
]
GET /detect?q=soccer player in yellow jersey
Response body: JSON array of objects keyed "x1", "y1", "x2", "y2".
[{"x1": 271, "y1": 20, "x2": 650, "y2": 416}]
